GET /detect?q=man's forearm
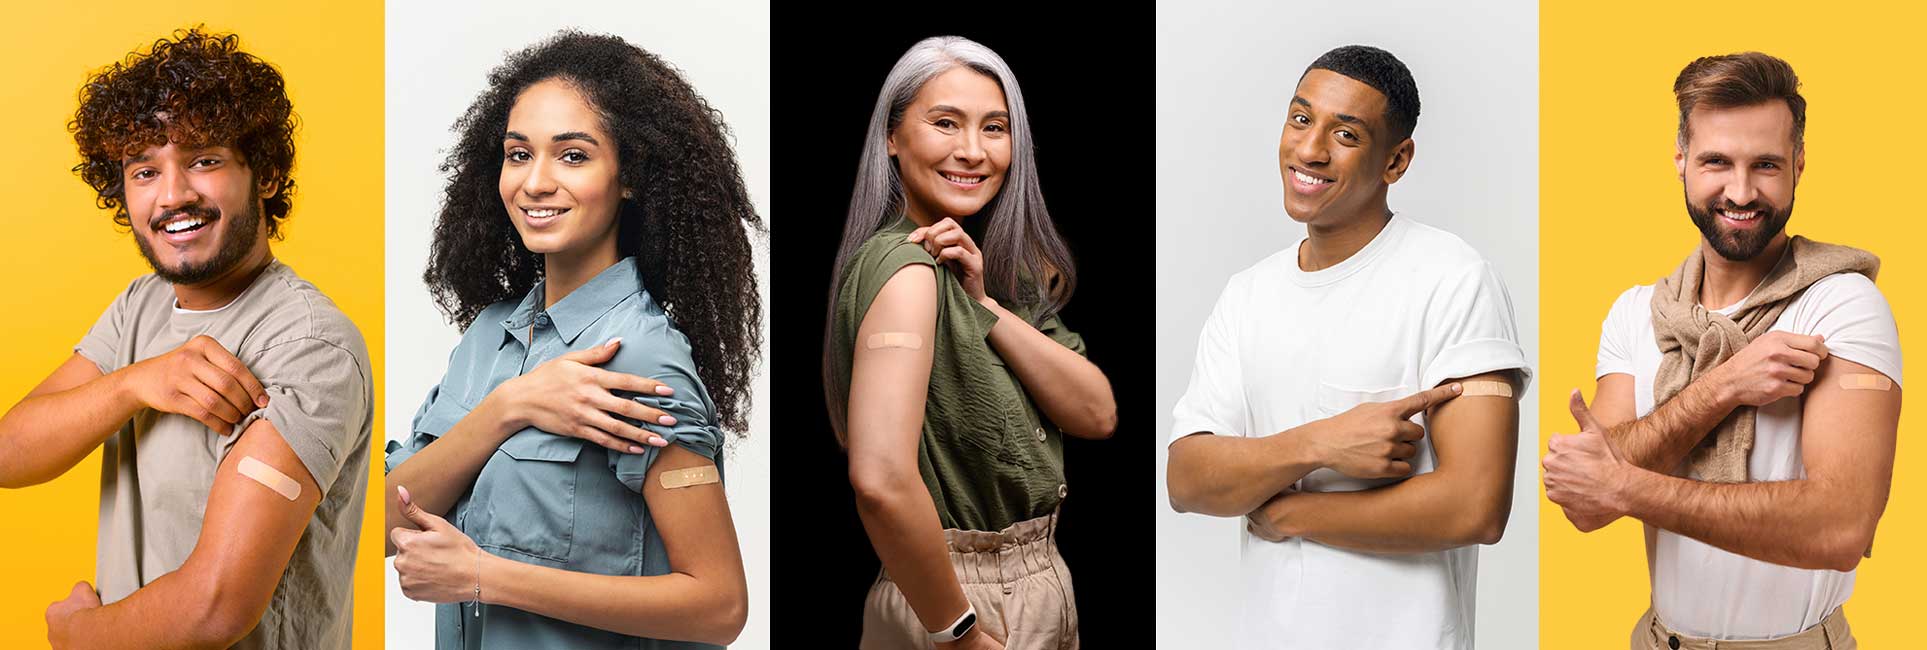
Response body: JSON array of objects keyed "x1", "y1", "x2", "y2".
[
  {"x1": 0, "y1": 368, "x2": 141, "y2": 488},
  {"x1": 1167, "y1": 429, "x2": 1321, "y2": 517},
  {"x1": 57, "y1": 571, "x2": 234, "y2": 650},
  {"x1": 1256, "y1": 465, "x2": 1510, "y2": 554},
  {"x1": 1620, "y1": 467, "x2": 1875, "y2": 571},
  {"x1": 1606, "y1": 376, "x2": 1733, "y2": 474}
]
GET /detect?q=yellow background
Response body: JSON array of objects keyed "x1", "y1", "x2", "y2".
[
  {"x1": 1542, "y1": 2, "x2": 1927, "y2": 645},
  {"x1": 0, "y1": 2, "x2": 383, "y2": 647}
]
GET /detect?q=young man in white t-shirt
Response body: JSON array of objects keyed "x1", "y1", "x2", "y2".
[
  {"x1": 1166, "y1": 45, "x2": 1531, "y2": 649},
  {"x1": 1542, "y1": 52, "x2": 1899, "y2": 649}
]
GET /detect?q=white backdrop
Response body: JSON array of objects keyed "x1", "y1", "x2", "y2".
[
  {"x1": 1153, "y1": 1, "x2": 1540, "y2": 648},
  {"x1": 383, "y1": 1, "x2": 770, "y2": 646}
]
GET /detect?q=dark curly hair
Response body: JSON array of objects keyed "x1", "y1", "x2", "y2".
[
  {"x1": 1305, "y1": 44, "x2": 1421, "y2": 141},
  {"x1": 69, "y1": 27, "x2": 298, "y2": 237},
  {"x1": 423, "y1": 30, "x2": 763, "y2": 435}
]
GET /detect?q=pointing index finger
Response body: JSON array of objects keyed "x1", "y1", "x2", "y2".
[{"x1": 1398, "y1": 383, "x2": 1462, "y2": 418}]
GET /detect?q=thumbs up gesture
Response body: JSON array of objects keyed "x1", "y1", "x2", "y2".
[
  {"x1": 391, "y1": 485, "x2": 488, "y2": 604},
  {"x1": 1543, "y1": 389, "x2": 1631, "y2": 532}
]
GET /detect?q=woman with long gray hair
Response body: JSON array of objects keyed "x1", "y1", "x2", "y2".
[{"x1": 823, "y1": 36, "x2": 1117, "y2": 650}]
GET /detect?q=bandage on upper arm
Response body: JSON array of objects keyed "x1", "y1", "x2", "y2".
[
  {"x1": 238, "y1": 456, "x2": 301, "y2": 501},
  {"x1": 1841, "y1": 373, "x2": 1894, "y2": 391},
  {"x1": 866, "y1": 332, "x2": 923, "y2": 350},
  {"x1": 1459, "y1": 380, "x2": 1514, "y2": 398},
  {"x1": 659, "y1": 465, "x2": 720, "y2": 489}
]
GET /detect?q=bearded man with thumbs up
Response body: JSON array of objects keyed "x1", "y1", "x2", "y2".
[{"x1": 1542, "y1": 52, "x2": 1900, "y2": 650}]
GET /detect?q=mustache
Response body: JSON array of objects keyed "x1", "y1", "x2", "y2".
[
  {"x1": 1704, "y1": 198, "x2": 1775, "y2": 214},
  {"x1": 150, "y1": 205, "x2": 220, "y2": 230}
]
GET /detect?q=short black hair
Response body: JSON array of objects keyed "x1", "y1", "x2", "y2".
[{"x1": 1303, "y1": 45, "x2": 1420, "y2": 141}]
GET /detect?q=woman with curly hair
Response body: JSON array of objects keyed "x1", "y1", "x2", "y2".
[
  {"x1": 383, "y1": 31, "x2": 758, "y2": 649},
  {"x1": 825, "y1": 36, "x2": 1117, "y2": 650}
]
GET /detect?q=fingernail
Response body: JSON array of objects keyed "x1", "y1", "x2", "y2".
[
  {"x1": 256, "y1": 395, "x2": 269, "y2": 407},
  {"x1": 606, "y1": 337, "x2": 622, "y2": 348},
  {"x1": 629, "y1": 445, "x2": 645, "y2": 453},
  {"x1": 397, "y1": 485, "x2": 411, "y2": 505},
  {"x1": 652, "y1": 436, "x2": 669, "y2": 447},
  {"x1": 1452, "y1": 383, "x2": 1463, "y2": 393},
  {"x1": 655, "y1": 385, "x2": 675, "y2": 396},
  {"x1": 657, "y1": 415, "x2": 677, "y2": 426}
]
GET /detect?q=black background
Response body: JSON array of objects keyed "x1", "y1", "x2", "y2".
[{"x1": 769, "y1": 14, "x2": 1154, "y2": 647}]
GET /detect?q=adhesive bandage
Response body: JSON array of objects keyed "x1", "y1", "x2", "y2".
[
  {"x1": 238, "y1": 456, "x2": 300, "y2": 501},
  {"x1": 1459, "y1": 381, "x2": 1514, "y2": 398},
  {"x1": 1840, "y1": 373, "x2": 1894, "y2": 391},
  {"x1": 866, "y1": 332, "x2": 924, "y2": 350},
  {"x1": 659, "y1": 465, "x2": 720, "y2": 489}
]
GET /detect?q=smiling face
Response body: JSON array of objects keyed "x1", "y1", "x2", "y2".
[
  {"x1": 500, "y1": 77, "x2": 625, "y2": 257},
  {"x1": 1278, "y1": 69, "x2": 1412, "y2": 227},
  {"x1": 1676, "y1": 101, "x2": 1802, "y2": 261},
  {"x1": 121, "y1": 140, "x2": 271, "y2": 285},
  {"x1": 888, "y1": 66, "x2": 1012, "y2": 224}
]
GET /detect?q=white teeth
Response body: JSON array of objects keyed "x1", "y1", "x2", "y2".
[
  {"x1": 1293, "y1": 170, "x2": 1330, "y2": 185},
  {"x1": 526, "y1": 208, "x2": 566, "y2": 218},
  {"x1": 941, "y1": 172, "x2": 984, "y2": 185},
  {"x1": 1722, "y1": 210, "x2": 1759, "y2": 221},
  {"x1": 162, "y1": 218, "x2": 206, "y2": 233}
]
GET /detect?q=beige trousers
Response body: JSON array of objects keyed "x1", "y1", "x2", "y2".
[
  {"x1": 1631, "y1": 607, "x2": 1855, "y2": 650},
  {"x1": 861, "y1": 510, "x2": 1077, "y2": 650}
]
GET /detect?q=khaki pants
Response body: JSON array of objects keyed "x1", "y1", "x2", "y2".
[
  {"x1": 861, "y1": 510, "x2": 1078, "y2": 650},
  {"x1": 1632, "y1": 607, "x2": 1855, "y2": 650}
]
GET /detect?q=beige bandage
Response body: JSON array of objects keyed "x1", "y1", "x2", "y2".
[
  {"x1": 238, "y1": 456, "x2": 300, "y2": 501},
  {"x1": 865, "y1": 332, "x2": 924, "y2": 350},
  {"x1": 1840, "y1": 373, "x2": 1894, "y2": 391},
  {"x1": 659, "y1": 465, "x2": 720, "y2": 489},
  {"x1": 1459, "y1": 381, "x2": 1514, "y2": 398}
]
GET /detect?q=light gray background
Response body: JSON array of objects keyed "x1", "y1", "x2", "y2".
[
  {"x1": 383, "y1": 1, "x2": 770, "y2": 647},
  {"x1": 1154, "y1": 1, "x2": 1540, "y2": 647}
]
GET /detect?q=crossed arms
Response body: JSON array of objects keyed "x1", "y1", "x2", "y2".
[
  {"x1": 1166, "y1": 370, "x2": 1523, "y2": 554},
  {"x1": 1543, "y1": 331, "x2": 1899, "y2": 572}
]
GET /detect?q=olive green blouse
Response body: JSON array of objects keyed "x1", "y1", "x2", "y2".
[{"x1": 831, "y1": 217, "x2": 1084, "y2": 532}]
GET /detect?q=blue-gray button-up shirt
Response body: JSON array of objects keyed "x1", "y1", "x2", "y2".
[{"x1": 386, "y1": 257, "x2": 726, "y2": 649}]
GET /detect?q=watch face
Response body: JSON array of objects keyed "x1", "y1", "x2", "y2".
[{"x1": 956, "y1": 612, "x2": 976, "y2": 637}]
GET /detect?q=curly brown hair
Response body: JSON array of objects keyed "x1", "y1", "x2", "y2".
[
  {"x1": 69, "y1": 27, "x2": 299, "y2": 237},
  {"x1": 424, "y1": 31, "x2": 764, "y2": 436}
]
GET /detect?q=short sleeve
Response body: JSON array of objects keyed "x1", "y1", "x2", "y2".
[
  {"x1": 384, "y1": 383, "x2": 470, "y2": 474},
  {"x1": 226, "y1": 338, "x2": 370, "y2": 496},
  {"x1": 850, "y1": 237, "x2": 939, "y2": 328},
  {"x1": 1169, "y1": 279, "x2": 1248, "y2": 444},
  {"x1": 1796, "y1": 273, "x2": 1902, "y2": 388},
  {"x1": 1418, "y1": 261, "x2": 1533, "y2": 392},
  {"x1": 606, "y1": 325, "x2": 726, "y2": 493},
  {"x1": 1596, "y1": 286, "x2": 1643, "y2": 380},
  {"x1": 74, "y1": 279, "x2": 140, "y2": 374}
]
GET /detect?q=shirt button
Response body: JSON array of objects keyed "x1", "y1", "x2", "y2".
[
  {"x1": 1667, "y1": 635, "x2": 1680, "y2": 650},
  {"x1": 534, "y1": 313, "x2": 551, "y2": 326},
  {"x1": 1057, "y1": 484, "x2": 1068, "y2": 499},
  {"x1": 1033, "y1": 427, "x2": 1045, "y2": 442}
]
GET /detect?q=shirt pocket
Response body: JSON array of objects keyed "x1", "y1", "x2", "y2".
[{"x1": 472, "y1": 428, "x2": 585, "y2": 566}]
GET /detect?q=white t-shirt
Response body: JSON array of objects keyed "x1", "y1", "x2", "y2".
[
  {"x1": 1595, "y1": 271, "x2": 1901, "y2": 640},
  {"x1": 1170, "y1": 215, "x2": 1532, "y2": 650}
]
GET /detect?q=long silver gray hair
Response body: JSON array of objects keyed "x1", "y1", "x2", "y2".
[{"x1": 823, "y1": 35, "x2": 1078, "y2": 440}]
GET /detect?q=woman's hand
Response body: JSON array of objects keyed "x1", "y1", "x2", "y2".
[
  {"x1": 391, "y1": 485, "x2": 487, "y2": 604},
  {"x1": 491, "y1": 337, "x2": 677, "y2": 453},
  {"x1": 908, "y1": 218, "x2": 988, "y2": 304}
]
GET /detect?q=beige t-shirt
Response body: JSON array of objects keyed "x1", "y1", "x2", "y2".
[{"x1": 75, "y1": 260, "x2": 371, "y2": 650}]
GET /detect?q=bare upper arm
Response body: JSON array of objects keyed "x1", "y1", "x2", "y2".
[
  {"x1": 26, "y1": 353, "x2": 105, "y2": 399},
  {"x1": 176, "y1": 417, "x2": 322, "y2": 633},
  {"x1": 1424, "y1": 370, "x2": 1521, "y2": 478},
  {"x1": 846, "y1": 264, "x2": 938, "y2": 475},
  {"x1": 642, "y1": 445, "x2": 743, "y2": 584},
  {"x1": 1799, "y1": 357, "x2": 1900, "y2": 505},
  {"x1": 1592, "y1": 373, "x2": 1638, "y2": 430}
]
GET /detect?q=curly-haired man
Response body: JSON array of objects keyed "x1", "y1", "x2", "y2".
[{"x1": 0, "y1": 28, "x2": 369, "y2": 650}]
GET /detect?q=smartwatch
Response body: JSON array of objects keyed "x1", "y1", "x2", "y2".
[{"x1": 927, "y1": 605, "x2": 977, "y2": 644}]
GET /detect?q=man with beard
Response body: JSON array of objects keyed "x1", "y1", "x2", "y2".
[
  {"x1": 1543, "y1": 52, "x2": 1898, "y2": 649},
  {"x1": 1166, "y1": 45, "x2": 1530, "y2": 649},
  {"x1": 0, "y1": 29, "x2": 370, "y2": 649}
]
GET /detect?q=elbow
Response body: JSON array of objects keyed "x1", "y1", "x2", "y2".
[
  {"x1": 181, "y1": 565, "x2": 266, "y2": 647},
  {"x1": 701, "y1": 586, "x2": 749, "y2": 646},
  {"x1": 1467, "y1": 511, "x2": 1509, "y2": 546},
  {"x1": 1454, "y1": 493, "x2": 1511, "y2": 546},
  {"x1": 1812, "y1": 525, "x2": 1875, "y2": 573},
  {"x1": 849, "y1": 462, "x2": 918, "y2": 515}
]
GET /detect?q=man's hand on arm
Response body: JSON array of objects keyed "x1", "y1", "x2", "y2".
[
  {"x1": 1167, "y1": 383, "x2": 1462, "y2": 518},
  {"x1": 45, "y1": 418, "x2": 321, "y2": 649},
  {"x1": 1245, "y1": 372, "x2": 1520, "y2": 553},
  {"x1": 0, "y1": 335, "x2": 267, "y2": 488}
]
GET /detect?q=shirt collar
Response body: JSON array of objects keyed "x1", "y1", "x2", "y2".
[{"x1": 501, "y1": 257, "x2": 643, "y2": 347}]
